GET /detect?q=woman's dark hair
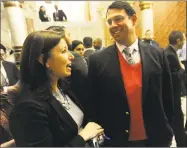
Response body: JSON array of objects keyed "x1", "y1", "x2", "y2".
[
  {"x1": 20, "y1": 31, "x2": 65, "y2": 92},
  {"x1": 39, "y1": 6, "x2": 44, "y2": 11},
  {"x1": 0, "y1": 43, "x2": 7, "y2": 53},
  {"x1": 71, "y1": 40, "x2": 83, "y2": 51}
]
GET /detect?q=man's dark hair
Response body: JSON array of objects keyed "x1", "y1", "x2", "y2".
[
  {"x1": 0, "y1": 43, "x2": 7, "y2": 53},
  {"x1": 145, "y1": 30, "x2": 151, "y2": 34},
  {"x1": 46, "y1": 26, "x2": 65, "y2": 33},
  {"x1": 83, "y1": 37, "x2": 93, "y2": 48},
  {"x1": 106, "y1": 1, "x2": 136, "y2": 18},
  {"x1": 169, "y1": 31, "x2": 184, "y2": 45},
  {"x1": 46, "y1": 26, "x2": 72, "y2": 50}
]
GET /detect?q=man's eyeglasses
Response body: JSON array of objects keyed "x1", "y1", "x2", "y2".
[{"x1": 107, "y1": 15, "x2": 125, "y2": 26}]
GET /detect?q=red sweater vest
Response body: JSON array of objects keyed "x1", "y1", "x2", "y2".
[{"x1": 118, "y1": 50, "x2": 147, "y2": 141}]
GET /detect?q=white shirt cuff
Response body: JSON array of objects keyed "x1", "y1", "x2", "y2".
[{"x1": 3, "y1": 86, "x2": 8, "y2": 93}]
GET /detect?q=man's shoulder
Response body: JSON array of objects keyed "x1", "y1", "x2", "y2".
[{"x1": 91, "y1": 44, "x2": 115, "y2": 56}]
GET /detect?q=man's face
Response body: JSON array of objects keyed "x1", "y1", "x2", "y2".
[
  {"x1": 93, "y1": 40, "x2": 102, "y2": 50},
  {"x1": 145, "y1": 30, "x2": 153, "y2": 40},
  {"x1": 54, "y1": 5, "x2": 58, "y2": 10},
  {"x1": 0, "y1": 49, "x2": 5, "y2": 60},
  {"x1": 176, "y1": 36, "x2": 185, "y2": 49},
  {"x1": 106, "y1": 9, "x2": 136, "y2": 44}
]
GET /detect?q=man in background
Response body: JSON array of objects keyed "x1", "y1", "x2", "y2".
[
  {"x1": 0, "y1": 44, "x2": 19, "y2": 91},
  {"x1": 142, "y1": 30, "x2": 160, "y2": 48},
  {"x1": 53, "y1": 5, "x2": 67, "y2": 21},
  {"x1": 93, "y1": 38, "x2": 105, "y2": 51},
  {"x1": 165, "y1": 31, "x2": 186, "y2": 147},
  {"x1": 83, "y1": 37, "x2": 95, "y2": 63}
]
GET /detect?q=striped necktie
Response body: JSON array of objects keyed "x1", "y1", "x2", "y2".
[
  {"x1": 122, "y1": 47, "x2": 135, "y2": 65},
  {"x1": 0, "y1": 71, "x2": 8, "y2": 88}
]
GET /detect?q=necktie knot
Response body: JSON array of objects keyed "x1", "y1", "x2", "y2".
[{"x1": 122, "y1": 47, "x2": 135, "y2": 65}]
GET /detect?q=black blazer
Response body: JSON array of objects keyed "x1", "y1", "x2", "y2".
[
  {"x1": 9, "y1": 83, "x2": 86, "y2": 147},
  {"x1": 2, "y1": 61, "x2": 19, "y2": 86},
  {"x1": 53, "y1": 10, "x2": 67, "y2": 21},
  {"x1": 84, "y1": 49, "x2": 95, "y2": 64},
  {"x1": 88, "y1": 40, "x2": 174, "y2": 146}
]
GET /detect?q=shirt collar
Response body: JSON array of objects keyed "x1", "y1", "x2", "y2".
[{"x1": 116, "y1": 38, "x2": 139, "y2": 54}]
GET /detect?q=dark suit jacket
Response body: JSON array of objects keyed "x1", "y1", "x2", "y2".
[
  {"x1": 84, "y1": 49, "x2": 95, "y2": 64},
  {"x1": 53, "y1": 10, "x2": 67, "y2": 21},
  {"x1": 39, "y1": 10, "x2": 49, "y2": 22},
  {"x1": 165, "y1": 45, "x2": 186, "y2": 146},
  {"x1": 9, "y1": 83, "x2": 86, "y2": 147},
  {"x1": 142, "y1": 39, "x2": 160, "y2": 48},
  {"x1": 2, "y1": 61, "x2": 19, "y2": 86},
  {"x1": 88, "y1": 40, "x2": 174, "y2": 146},
  {"x1": 66, "y1": 52, "x2": 89, "y2": 125}
]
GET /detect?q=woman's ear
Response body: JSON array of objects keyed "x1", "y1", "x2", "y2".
[
  {"x1": 38, "y1": 54, "x2": 50, "y2": 68},
  {"x1": 38, "y1": 54, "x2": 44, "y2": 65}
]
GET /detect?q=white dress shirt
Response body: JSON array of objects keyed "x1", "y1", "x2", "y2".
[
  {"x1": 116, "y1": 38, "x2": 140, "y2": 64},
  {"x1": 1, "y1": 61, "x2": 9, "y2": 87}
]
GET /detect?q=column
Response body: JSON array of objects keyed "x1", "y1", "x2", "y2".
[
  {"x1": 139, "y1": 1, "x2": 154, "y2": 38},
  {"x1": 3, "y1": 1, "x2": 28, "y2": 66},
  {"x1": 84, "y1": 1, "x2": 91, "y2": 21}
]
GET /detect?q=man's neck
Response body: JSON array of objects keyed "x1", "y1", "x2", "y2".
[{"x1": 170, "y1": 44, "x2": 178, "y2": 51}]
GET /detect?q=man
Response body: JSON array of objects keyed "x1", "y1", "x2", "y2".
[
  {"x1": 88, "y1": 1, "x2": 174, "y2": 146},
  {"x1": 83, "y1": 37, "x2": 95, "y2": 63},
  {"x1": 0, "y1": 44, "x2": 19, "y2": 91},
  {"x1": 165, "y1": 31, "x2": 186, "y2": 146},
  {"x1": 142, "y1": 30, "x2": 160, "y2": 48},
  {"x1": 93, "y1": 38, "x2": 105, "y2": 51},
  {"x1": 53, "y1": 5, "x2": 67, "y2": 22}
]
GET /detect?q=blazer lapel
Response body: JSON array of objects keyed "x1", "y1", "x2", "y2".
[
  {"x1": 48, "y1": 97, "x2": 78, "y2": 133},
  {"x1": 138, "y1": 40, "x2": 152, "y2": 104},
  {"x1": 36, "y1": 87, "x2": 78, "y2": 134},
  {"x1": 106, "y1": 45, "x2": 128, "y2": 101}
]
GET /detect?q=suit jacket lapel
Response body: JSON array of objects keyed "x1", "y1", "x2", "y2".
[
  {"x1": 36, "y1": 87, "x2": 78, "y2": 133},
  {"x1": 48, "y1": 97, "x2": 78, "y2": 133},
  {"x1": 106, "y1": 45, "x2": 128, "y2": 101},
  {"x1": 138, "y1": 41, "x2": 151, "y2": 104}
]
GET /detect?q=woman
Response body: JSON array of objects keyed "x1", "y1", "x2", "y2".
[
  {"x1": 9, "y1": 31, "x2": 104, "y2": 146},
  {"x1": 39, "y1": 6, "x2": 49, "y2": 22},
  {"x1": 71, "y1": 40, "x2": 85, "y2": 57}
]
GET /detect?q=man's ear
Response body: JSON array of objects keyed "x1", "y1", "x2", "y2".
[
  {"x1": 131, "y1": 14, "x2": 137, "y2": 26},
  {"x1": 176, "y1": 39, "x2": 181, "y2": 45}
]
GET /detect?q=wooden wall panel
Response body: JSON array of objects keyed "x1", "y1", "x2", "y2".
[{"x1": 133, "y1": 1, "x2": 186, "y2": 48}]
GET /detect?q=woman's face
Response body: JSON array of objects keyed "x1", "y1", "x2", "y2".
[
  {"x1": 74, "y1": 44, "x2": 84, "y2": 57},
  {"x1": 46, "y1": 39, "x2": 74, "y2": 78}
]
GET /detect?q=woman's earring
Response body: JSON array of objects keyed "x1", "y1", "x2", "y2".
[{"x1": 46, "y1": 64, "x2": 49, "y2": 68}]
